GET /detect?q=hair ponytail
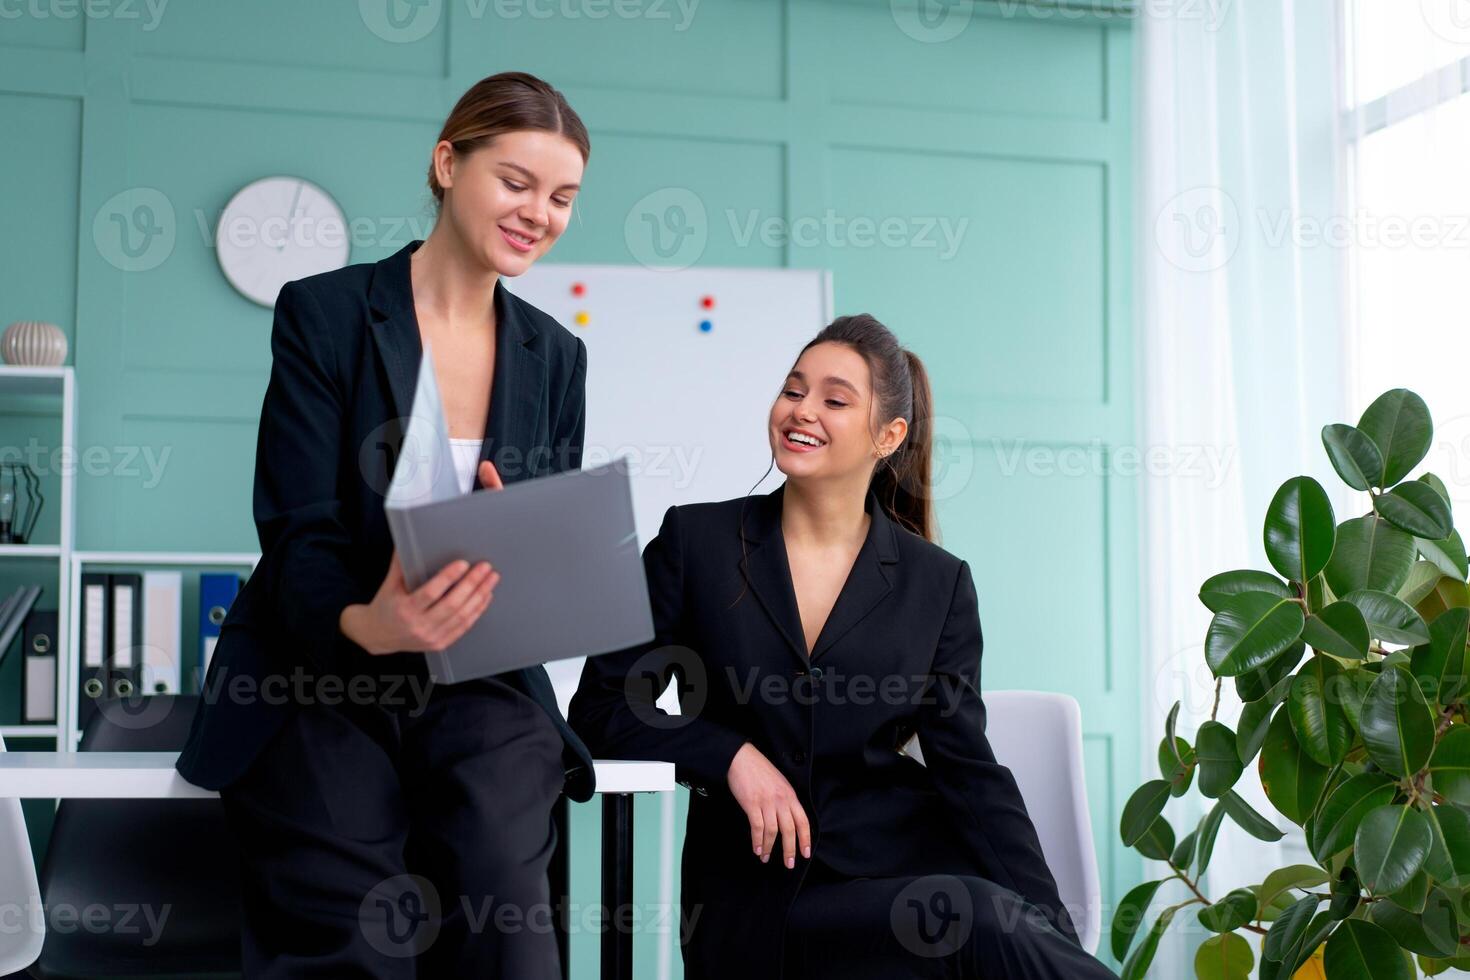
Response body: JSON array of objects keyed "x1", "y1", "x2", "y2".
[{"x1": 871, "y1": 348, "x2": 935, "y2": 542}]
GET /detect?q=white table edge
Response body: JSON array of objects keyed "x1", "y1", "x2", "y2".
[{"x1": 0, "y1": 753, "x2": 674, "y2": 798}]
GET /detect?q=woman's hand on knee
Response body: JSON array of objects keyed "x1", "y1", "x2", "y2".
[
  {"x1": 339, "y1": 549, "x2": 500, "y2": 655},
  {"x1": 726, "y1": 742, "x2": 811, "y2": 869}
]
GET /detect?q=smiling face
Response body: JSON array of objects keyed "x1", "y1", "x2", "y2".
[
  {"x1": 768, "y1": 341, "x2": 907, "y2": 482},
  {"x1": 432, "y1": 129, "x2": 584, "y2": 276}
]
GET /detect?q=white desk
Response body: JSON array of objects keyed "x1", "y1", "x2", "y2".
[{"x1": 0, "y1": 752, "x2": 673, "y2": 980}]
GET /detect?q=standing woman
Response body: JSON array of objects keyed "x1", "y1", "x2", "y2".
[
  {"x1": 570, "y1": 316, "x2": 1118, "y2": 978},
  {"x1": 177, "y1": 72, "x2": 594, "y2": 978}
]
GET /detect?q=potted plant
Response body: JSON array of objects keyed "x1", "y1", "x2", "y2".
[{"x1": 1116, "y1": 388, "x2": 1470, "y2": 979}]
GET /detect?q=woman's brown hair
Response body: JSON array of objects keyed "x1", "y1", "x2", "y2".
[{"x1": 427, "y1": 71, "x2": 590, "y2": 210}]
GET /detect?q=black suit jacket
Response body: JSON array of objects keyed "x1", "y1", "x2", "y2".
[
  {"x1": 176, "y1": 238, "x2": 596, "y2": 802},
  {"x1": 569, "y1": 483, "x2": 1076, "y2": 978}
]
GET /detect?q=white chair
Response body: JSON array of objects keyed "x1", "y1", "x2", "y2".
[
  {"x1": 902, "y1": 690, "x2": 1103, "y2": 955},
  {"x1": 0, "y1": 735, "x2": 45, "y2": 974}
]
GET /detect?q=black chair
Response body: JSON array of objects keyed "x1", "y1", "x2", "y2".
[{"x1": 29, "y1": 694, "x2": 242, "y2": 979}]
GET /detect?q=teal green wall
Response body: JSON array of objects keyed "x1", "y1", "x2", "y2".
[{"x1": 0, "y1": 1, "x2": 1138, "y2": 974}]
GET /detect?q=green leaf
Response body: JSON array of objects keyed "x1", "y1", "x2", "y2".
[
  {"x1": 1323, "y1": 916, "x2": 1415, "y2": 979},
  {"x1": 1409, "y1": 607, "x2": 1470, "y2": 708},
  {"x1": 1360, "y1": 666, "x2": 1436, "y2": 777},
  {"x1": 1164, "y1": 700, "x2": 1182, "y2": 764},
  {"x1": 1171, "y1": 828, "x2": 1197, "y2": 871},
  {"x1": 1300, "y1": 600, "x2": 1371, "y2": 660},
  {"x1": 1205, "y1": 592, "x2": 1306, "y2": 677},
  {"x1": 1120, "y1": 906, "x2": 1175, "y2": 980},
  {"x1": 1429, "y1": 726, "x2": 1470, "y2": 805},
  {"x1": 1338, "y1": 664, "x2": 1380, "y2": 734},
  {"x1": 1388, "y1": 866, "x2": 1429, "y2": 912},
  {"x1": 1194, "y1": 799, "x2": 1228, "y2": 879},
  {"x1": 1220, "y1": 788, "x2": 1284, "y2": 841},
  {"x1": 1358, "y1": 388, "x2": 1433, "y2": 487},
  {"x1": 1329, "y1": 864, "x2": 1361, "y2": 920},
  {"x1": 1133, "y1": 815, "x2": 1175, "y2": 860},
  {"x1": 1200, "y1": 569, "x2": 1294, "y2": 613},
  {"x1": 1237, "y1": 697, "x2": 1277, "y2": 766},
  {"x1": 1259, "y1": 704, "x2": 1331, "y2": 825},
  {"x1": 1342, "y1": 588, "x2": 1431, "y2": 646},
  {"x1": 1416, "y1": 575, "x2": 1470, "y2": 624},
  {"x1": 1399, "y1": 559, "x2": 1444, "y2": 606},
  {"x1": 1235, "y1": 641, "x2": 1304, "y2": 703},
  {"x1": 1324, "y1": 422, "x2": 1386, "y2": 491},
  {"x1": 1355, "y1": 803, "x2": 1432, "y2": 895},
  {"x1": 1420, "y1": 472, "x2": 1453, "y2": 508},
  {"x1": 1193, "y1": 931, "x2": 1253, "y2": 980},
  {"x1": 1370, "y1": 885, "x2": 1459, "y2": 957},
  {"x1": 1158, "y1": 734, "x2": 1196, "y2": 797},
  {"x1": 1196, "y1": 721, "x2": 1245, "y2": 798},
  {"x1": 1325, "y1": 515, "x2": 1417, "y2": 597},
  {"x1": 1378, "y1": 482, "x2": 1454, "y2": 539},
  {"x1": 1257, "y1": 864, "x2": 1330, "y2": 919},
  {"x1": 1262, "y1": 894, "x2": 1320, "y2": 968},
  {"x1": 1310, "y1": 771, "x2": 1397, "y2": 863},
  {"x1": 1265, "y1": 476, "x2": 1337, "y2": 583},
  {"x1": 1197, "y1": 887, "x2": 1256, "y2": 933},
  {"x1": 1424, "y1": 803, "x2": 1470, "y2": 887},
  {"x1": 1418, "y1": 529, "x2": 1470, "y2": 580},
  {"x1": 1110, "y1": 878, "x2": 1164, "y2": 961},
  {"x1": 1288, "y1": 656, "x2": 1354, "y2": 766},
  {"x1": 1119, "y1": 780, "x2": 1171, "y2": 846}
]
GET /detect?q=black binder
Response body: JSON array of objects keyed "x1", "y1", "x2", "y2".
[
  {"x1": 78, "y1": 571, "x2": 109, "y2": 733},
  {"x1": 20, "y1": 608, "x2": 57, "y2": 724},
  {"x1": 108, "y1": 572, "x2": 143, "y2": 701}
]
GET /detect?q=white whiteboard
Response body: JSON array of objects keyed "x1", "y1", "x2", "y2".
[{"x1": 504, "y1": 263, "x2": 832, "y2": 710}]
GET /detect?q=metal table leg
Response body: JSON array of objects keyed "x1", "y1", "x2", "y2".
[
  {"x1": 601, "y1": 793, "x2": 634, "y2": 980},
  {"x1": 551, "y1": 795, "x2": 569, "y2": 980}
]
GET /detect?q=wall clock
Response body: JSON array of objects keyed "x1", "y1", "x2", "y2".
[{"x1": 216, "y1": 176, "x2": 350, "y2": 306}]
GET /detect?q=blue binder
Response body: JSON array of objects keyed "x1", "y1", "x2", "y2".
[{"x1": 198, "y1": 573, "x2": 241, "y2": 692}]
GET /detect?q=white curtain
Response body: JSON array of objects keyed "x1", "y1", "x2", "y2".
[{"x1": 1135, "y1": 0, "x2": 1351, "y2": 972}]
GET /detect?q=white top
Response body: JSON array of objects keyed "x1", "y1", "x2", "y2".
[{"x1": 449, "y1": 438, "x2": 481, "y2": 494}]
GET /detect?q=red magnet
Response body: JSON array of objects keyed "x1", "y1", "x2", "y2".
[
  {"x1": 700, "y1": 295, "x2": 715, "y2": 309},
  {"x1": 571, "y1": 282, "x2": 586, "y2": 297}
]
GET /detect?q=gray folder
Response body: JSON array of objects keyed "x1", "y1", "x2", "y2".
[
  {"x1": 385, "y1": 457, "x2": 653, "y2": 683},
  {"x1": 380, "y1": 339, "x2": 652, "y2": 683}
]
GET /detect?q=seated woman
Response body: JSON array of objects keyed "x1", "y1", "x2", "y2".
[{"x1": 569, "y1": 313, "x2": 1118, "y2": 979}]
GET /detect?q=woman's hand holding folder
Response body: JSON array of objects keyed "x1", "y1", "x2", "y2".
[{"x1": 338, "y1": 462, "x2": 506, "y2": 656}]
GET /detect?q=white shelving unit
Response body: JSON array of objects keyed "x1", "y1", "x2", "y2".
[
  {"x1": 0, "y1": 366, "x2": 74, "y2": 744},
  {"x1": 0, "y1": 366, "x2": 263, "y2": 752}
]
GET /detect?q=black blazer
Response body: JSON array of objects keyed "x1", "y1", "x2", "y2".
[
  {"x1": 176, "y1": 239, "x2": 596, "y2": 802},
  {"x1": 569, "y1": 483, "x2": 1076, "y2": 978}
]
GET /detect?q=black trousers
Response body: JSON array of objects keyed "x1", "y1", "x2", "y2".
[
  {"x1": 783, "y1": 864, "x2": 1119, "y2": 979},
  {"x1": 218, "y1": 670, "x2": 566, "y2": 979}
]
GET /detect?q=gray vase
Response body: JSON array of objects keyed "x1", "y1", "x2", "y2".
[{"x1": 1, "y1": 321, "x2": 68, "y2": 366}]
